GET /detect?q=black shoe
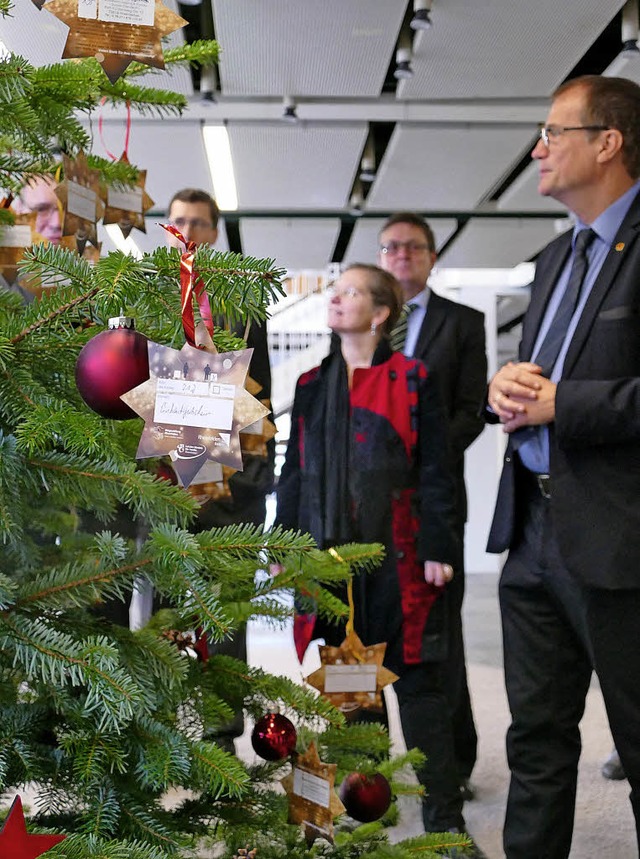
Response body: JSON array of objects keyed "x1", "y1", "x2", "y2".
[
  {"x1": 460, "y1": 779, "x2": 476, "y2": 801},
  {"x1": 601, "y1": 749, "x2": 626, "y2": 781},
  {"x1": 444, "y1": 828, "x2": 488, "y2": 858}
]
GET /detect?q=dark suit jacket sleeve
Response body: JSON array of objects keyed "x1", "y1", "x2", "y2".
[
  {"x1": 417, "y1": 372, "x2": 459, "y2": 564},
  {"x1": 274, "y1": 379, "x2": 303, "y2": 532},
  {"x1": 555, "y1": 378, "x2": 640, "y2": 448},
  {"x1": 447, "y1": 308, "x2": 488, "y2": 459}
]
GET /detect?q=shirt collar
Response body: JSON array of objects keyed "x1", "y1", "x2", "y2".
[
  {"x1": 575, "y1": 179, "x2": 640, "y2": 247},
  {"x1": 408, "y1": 285, "x2": 431, "y2": 310}
]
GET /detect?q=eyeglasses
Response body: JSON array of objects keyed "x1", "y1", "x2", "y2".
[
  {"x1": 326, "y1": 285, "x2": 365, "y2": 299},
  {"x1": 538, "y1": 124, "x2": 610, "y2": 147},
  {"x1": 379, "y1": 240, "x2": 431, "y2": 255},
  {"x1": 170, "y1": 217, "x2": 213, "y2": 231}
]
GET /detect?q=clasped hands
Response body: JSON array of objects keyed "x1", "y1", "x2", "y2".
[{"x1": 488, "y1": 361, "x2": 556, "y2": 432}]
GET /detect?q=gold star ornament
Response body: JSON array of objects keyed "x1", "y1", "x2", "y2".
[
  {"x1": 305, "y1": 629, "x2": 399, "y2": 716},
  {"x1": 42, "y1": 0, "x2": 187, "y2": 83},
  {"x1": 102, "y1": 153, "x2": 154, "y2": 239},
  {"x1": 55, "y1": 151, "x2": 104, "y2": 254},
  {"x1": 281, "y1": 742, "x2": 345, "y2": 844},
  {"x1": 120, "y1": 341, "x2": 270, "y2": 488}
]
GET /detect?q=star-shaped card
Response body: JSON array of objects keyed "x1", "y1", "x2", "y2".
[
  {"x1": 55, "y1": 151, "x2": 104, "y2": 253},
  {"x1": 305, "y1": 629, "x2": 398, "y2": 716},
  {"x1": 0, "y1": 795, "x2": 66, "y2": 859},
  {"x1": 43, "y1": 0, "x2": 188, "y2": 83},
  {"x1": 281, "y1": 742, "x2": 345, "y2": 844},
  {"x1": 102, "y1": 153, "x2": 154, "y2": 239},
  {"x1": 0, "y1": 205, "x2": 36, "y2": 283},
  {"x1": 121, "y1": 341, "x2": 269, "y2": 487}
]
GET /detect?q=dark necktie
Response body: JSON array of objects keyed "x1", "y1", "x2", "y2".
[
  {"x1": 390, "y1": 302, "x2": 416, "y2": 352},
  {"x1": 533, "y1": 228, "x2": 596, "y2": 377}
]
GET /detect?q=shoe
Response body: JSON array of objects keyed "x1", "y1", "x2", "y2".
[
  {"x1": 601, "y1": 749, "x2": 626, "y2": 781},
  {"x1": 460, "y1": 779, "x2": 476, "y2": 801},
  {"x1": 444, "y1": 828, "x2": 488, "y2": 858}
]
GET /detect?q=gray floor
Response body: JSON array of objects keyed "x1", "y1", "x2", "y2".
[{"x1": 244, "y1": 572, "x2": 637, "y2": 859}]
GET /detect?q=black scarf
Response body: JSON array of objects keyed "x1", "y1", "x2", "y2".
[{"x1": 321, "y1": 339, "x2": 393, "y2": 546}]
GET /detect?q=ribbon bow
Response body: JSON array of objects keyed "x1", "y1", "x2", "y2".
[{"x1": 161, "y1": 224, "x2": 214, "y2": 348}]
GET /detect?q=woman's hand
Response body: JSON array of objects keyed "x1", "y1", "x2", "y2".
[{"x1": 424, "y1": 560, "x2": 454, "y2": 587}]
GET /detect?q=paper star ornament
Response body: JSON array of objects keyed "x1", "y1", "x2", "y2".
[
  {"x1": 43, "y1": 0, "x2": 187, "y2": 83},
  {"x1": 305, "y1": 629, "x2": 399, "y2": 716},
  {"x1": 55, "y1": 151, "x2": 104, "y2": 253},
  {"x1": 0, "y1": 205, "x2": 36, "y2": 280},
  {"x1": 120, "y1": 341, "x2": 269, "y2": 487},
  {"x1": 102, "y1": 153, "x2": 154, "y2": 239},
  {"x1": 281, "y1": 742, "x2": 345, "y2": 844},
  {"x1": 0, "y1": 795, "x2": 66, "y2": 859}
]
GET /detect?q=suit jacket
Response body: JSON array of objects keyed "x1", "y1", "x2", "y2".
[
  {"x1": 487, "y1": 189, "x2": 640, "y2": 589},
  {"x1": 410, "y1": 291, "x2": 487, "y2": 524}
]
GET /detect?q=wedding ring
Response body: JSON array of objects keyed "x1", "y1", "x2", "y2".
[{"x1": 443, "y1": 564, "x2": 453, "y2": 577}]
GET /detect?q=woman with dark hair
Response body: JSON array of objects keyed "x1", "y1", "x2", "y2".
[{"x1": 276, "y1": 263, "x2": 466, "y2": 836}]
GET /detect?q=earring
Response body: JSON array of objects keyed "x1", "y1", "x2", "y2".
[{"x1": 371, "y1": 322, "x2": 377, "y2": 336}]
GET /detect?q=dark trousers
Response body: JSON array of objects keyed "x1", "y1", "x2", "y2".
[
  {"x1": 499, "y1": 479, "x2": 593, "y2": 859},
  {"x1": 443, "y1": 533, "x2": 478, "y2": 783},
  {"x1": 395, "y1": 662, "x2": 465, "y2": 832},
  {"x1": 587, "y1": 588, "x2": 640, "y2": 856}
]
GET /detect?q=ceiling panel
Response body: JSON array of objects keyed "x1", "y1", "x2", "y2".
[
  {"x1": 439, "y1": 218, "x2": 562, "y2": 268},
  {"x1": 345, "y1": 217, "x2": 458, "y2": 267},
  {"x1": 228, "y1": 123, "x2": 368, "y2": 210},
  {"x1": 240, "y1": 218, "x2": 341, "y2": 271},
  {"x1": 212, "y1": 0, "x2": 406, "y2": 97},
  {"x1": 398, "y1": 0, "x2": 625, "y2": 100},
  {"x1": 367, "y1": 124, "x2": 535, "y2": 212}
]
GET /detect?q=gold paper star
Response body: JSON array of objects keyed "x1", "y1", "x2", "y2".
[
  {"x1": 305, "y1": 629, "x2": 399, "y2": 716},
  {"x1": 55, "y1": 151, "x2": 104, "y2": 253},
  {"x1": 43, "y1": 0, "x2": 187, "y2": 84},
  {"x1": 120, "y1": 341, "x2": 269, "y2": 488},
  {"x1": 281, "y1": 742, "x2": 345, "y2": 844},
  {"x1": 102, "y1": 153, "x2": 154, "y2": 239},
  {"x1": 0, "y1": 205, "x2": 36, "y2": 281}
]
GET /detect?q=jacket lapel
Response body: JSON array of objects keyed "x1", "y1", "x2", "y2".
[
  {"x1": 520, "y1": 232, "x2": 572, "y2": 360},
  {"x1": 562, "y1": 195, "x2": 640, "y2": 376},
  {"x1": 414, "y1": 291, "x2": 447, "y2": 357}
]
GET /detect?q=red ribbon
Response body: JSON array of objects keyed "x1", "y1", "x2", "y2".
[
  {"x1": 161, "y1": 224, "x2": 214, "y2": 347},
  {"x1": 99, "y1": 97, "x2": 131, "y2": 161}
]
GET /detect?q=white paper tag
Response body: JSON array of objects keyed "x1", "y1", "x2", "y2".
[
  {"x1": 153, "y1": 378, "x2": 235, "y2": 430},
  {"x1": 0, "y1": 224, "x2": 32, "y2": 248},
  {"x1": 293, "y1": 768, "x2": 331, "y2": 808},
  {"x1": 107, "y1": 185, "x2": 143, "y2": 213},
  {"x1": 324, "y1": 663, "x2": 377, "y2": 693},
  {"x1": 67, "y1": 181, "x2": 97, "y2": 222},
  {"x1": 78, "y1": 0, "x2": 98, "y2": 20}
]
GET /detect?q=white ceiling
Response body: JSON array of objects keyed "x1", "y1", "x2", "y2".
[{"x1": 0, "y1": 0, "x2": 634, "y2": 273}]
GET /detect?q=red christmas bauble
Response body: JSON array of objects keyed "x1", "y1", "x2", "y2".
[
  {"x1": 339, "y1": 772, "x2": 392, "y2": 822},
  {"x1": 250, "y1": 713, "x2": 297, "y2": 761},
  {"x1": 75, "y1": 321, "x2": 149, "y2": 420}
]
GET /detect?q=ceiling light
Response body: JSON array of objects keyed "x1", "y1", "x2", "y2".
[
  {"x1": 411, "y1": 0, "x2": 433, "y2": 31},
  {"x1": 621, "y1": 0, "x2": 640, "y2": 56},
  {"x1": 200, "y1": 65, "x2": 218, "y2": 102},
  {"x1": 359, "y1": 137, "x2": 376, "y2": 182},
  {"x1": 348, "y1": 182, "x2": 364, "y2": 217},
  {"x1": 202, "y1": 124, "x2": 238, "y2": 211},
  {"x1": 394, "y1": 46, "x2": 414, "y2": 80},
  {"x1": 282, "y1": 96, "x2": 298, "y2": 123}
]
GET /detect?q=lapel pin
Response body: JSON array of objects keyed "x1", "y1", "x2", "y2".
[{"x1": 615, "y1": 242, "x2": 625, "y2": 251}]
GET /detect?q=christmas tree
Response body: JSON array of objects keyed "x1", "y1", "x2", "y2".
[{"x1": 0, "y1": 6, "x2": 471, "y2": 857}]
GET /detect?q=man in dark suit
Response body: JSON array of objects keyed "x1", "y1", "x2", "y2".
[
  {"x1": 487, "y1": 75, "x2": 640, "y2": 858},
  {"x1": 378, "y1": 212, "x2": 488, "y2": 815}
]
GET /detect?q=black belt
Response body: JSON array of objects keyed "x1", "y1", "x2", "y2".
[{"x1": 525, "y1": 471, "x2": 551, "y2": 499}]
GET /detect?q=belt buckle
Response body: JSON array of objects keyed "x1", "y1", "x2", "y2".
[{"x1": 536, "y1": 473, "x2": 551, "y2": 499}]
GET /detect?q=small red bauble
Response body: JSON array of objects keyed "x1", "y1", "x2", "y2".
[
  {"x1": 339, "y1": 772, "x2": 392, "y2": 822},
  {"x1": 251, "y1": 713, "x2": 297, "y2": 761},
  {"x1": 75, "y1": 317, "x2": 149, "y2": 420}
]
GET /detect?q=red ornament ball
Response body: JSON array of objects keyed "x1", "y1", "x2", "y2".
[
  {"x1": 251, "y1": 713, "x2": 297, "y2": 761},
  {"x1": 75, "y1": 323, "x2": 149, "y2": 420},
  {"x1": 339, "y1": 772, "x2": 392, "y2": 822}
]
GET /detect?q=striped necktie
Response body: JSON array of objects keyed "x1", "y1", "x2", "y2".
[{"x1": 390, "y1": 302, "x2": 416, "y2": 352}]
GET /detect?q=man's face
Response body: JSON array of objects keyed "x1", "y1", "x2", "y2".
[
  {"x1": 19, "y1": 177, "x2": 62, "y2": 244},
  {"x1": 166, "y1": 200, "x2": 218, "y2": 248},
  {"x1": 532, "y1": 86, "x2": 606, "y2": 207},
  {"x1": 377, "y1": 222, "x2": 436, "y2": 301}
]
